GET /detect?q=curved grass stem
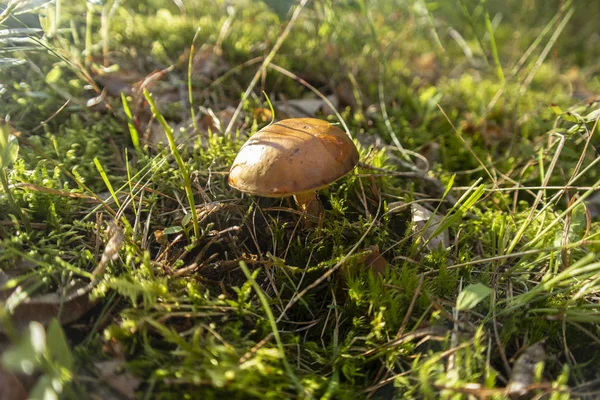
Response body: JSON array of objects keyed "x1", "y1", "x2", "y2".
[
  {"x1": 238, "y1": 261, "x2": 305, "y2": 396},
  {"x1": 0, "y1": 168, "x2": 32, "y2": 234},
  {"x1": 144, "y1": 89, "x2": 200, "y2": 239}
]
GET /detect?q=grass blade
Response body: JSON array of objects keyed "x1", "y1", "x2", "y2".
[
  {"x1": 120, "y1": 92, "x2": 141, "y2": 154},
  {"x1": 238, "y1": 261, "x2": 304, "y2": 395},
  {"x1": 93, "y1": 157, "x2": 121, "y2": 208},
  {"x1": 481, "y1": 0, "x2": 505, "y2": 84},
  {"x1": 143, "y1": 89, "x2": 199, "y2": 238}
]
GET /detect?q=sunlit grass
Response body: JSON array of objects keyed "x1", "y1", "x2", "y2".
[{"x1": 0, "y1": 0, "x2": 599, "y2": 398}]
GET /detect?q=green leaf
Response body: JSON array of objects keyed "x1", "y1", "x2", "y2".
[
  {"x1": 456, "y1": 283, "x2": 493, "y2": 311},
  {"x1": 549, "y1": 103, "x2": 563, "y2": 116},
  {"x1": 0, "y1": 124, "x2": 20, "y2": 168},
  {"x1": 93, "y1": 157, "x2": 120, "y2": 208},
  {"x1": 163, "y1": 225, "x2": 183, "y2": 235},
  {"x1": 1, "y1": 322, "x2": 45, "y2": 374},
  {"x1": 45, "y1": 66, "x2": 62, "y2": 84},
  {"x1": 29, "y1": 374, "x2": 59, "y2": 400},
  {"x1": 46, "y1": 319, "x2": 74, "y2": 369},
  {"x1": 29, "y1": 321, "x2": 46, "y2": 355},
  {"x1": 121, "y1": 92, "x2": 141, "y2": 154},
  {"x1": 584, "y1": 108, "x2": 600, "y2": 123},
  {"x1": 560, "y1": 111, "x2": 582, "y2": 124},
  {"x1": 568, "y1": 203, "x2": 588, "y2": 241},
  {"x1": 181, "y1": 213, "x2": 192, "y2": 227}
]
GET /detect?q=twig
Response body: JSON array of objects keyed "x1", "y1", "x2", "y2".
[
  {"x1": 32, "y1": 99, "x2": 71, "y2": 132},
  {"x1": 396, "y1": 275, "x2": 424, "y2": 339}
]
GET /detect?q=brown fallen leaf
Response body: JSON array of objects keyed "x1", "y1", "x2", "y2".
[
  {"x1": 196, "y1": 106, "x2": 237, "y2": 134},
  {"x1": 564, "y1": 66, "x2": 598, "y2": 101},
  {"x1": 356, "y1": 133, "x2": 386, "y2": 150},
  {"x1": 362, "y1": 245, "x2": 389, "y2": 275},
  {"x1": 340, "y1": 245, "x2": 389, "y2": 277},
  {"x1": 506, "y1": 341, "x2": 546, "y2": 396},
  {"x1": 0, "y1": 268, "x2": 13, "y2": 301},
  {"x1": 275, "y1": 95, "x2": 338, "y2": 118},
  {"x1": 94, "y1": 360, "x2": 141, "y2": 400},
  {"x1": 92, "y1": 65, "x2": 186, "y2": 148},
  {"x1": 128, "y1": 67, "x2": 177, "y2": 146},
  {"x1": 334, "y1": 81, "x2": 358, "y2": 110},
  {"x1": 88, "y1": 68, "x2": 145, "y2": 112},
  {"x1": 416, "y1": 142, "x2": 441, "y2": 171},
  {"x1": 93, "y1": 68, "x2": 144, "y2": 98},
  {"x1": 411, "y1": 203, "x2": 449, "y2": 253},
  {"x1": 3, "y1": 280, "x2": 96, "y2": 332},
  {"x1": 1, "y1": 221, "x2": 123, "y2": 332},
  {"x1": 585, "y1": 191, "x2": 600, "y2": 220},
  {"x1": 459, "y1": 113, "x2": 512, "y2": 147},
  {"x1": 0, "y1": 365, "x2": 27, "y2": 400},
  {"x1": 185, "y1": 45, "x2": 230, "y2": 81},
  {"x1": 151, "y1": 106, "x2": 243, "y2": 149}
]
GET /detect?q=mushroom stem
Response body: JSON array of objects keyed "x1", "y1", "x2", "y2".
[{"x1": 293, "y1": 191, "x2": 324, "y2": 221}]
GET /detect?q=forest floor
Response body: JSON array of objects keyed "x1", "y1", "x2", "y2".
[{"x1": 1, "y1": 0, "x2": 600, "y2": 398}]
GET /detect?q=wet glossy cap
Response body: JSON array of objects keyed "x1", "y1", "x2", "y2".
[{"x1": 229, "y1": 118, "x2": 359, "y2": 197}]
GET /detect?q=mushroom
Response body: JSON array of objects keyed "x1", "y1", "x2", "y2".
[{"x1": 228, "y1": 118, "x2": 359, "y2": 222}]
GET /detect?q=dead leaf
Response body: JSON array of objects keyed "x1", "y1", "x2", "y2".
[
  {"x1": 334, "y1": 81, "x2": 357, "y2": 110},
  {"x1": 92, "y1": 65, "x2": 184, "y2": 148},
  {"x1": 0, "y1": 268, "x2": 12, "y2": 301},
  {"x1": 506, "y1": 341, "x2": 546, "y2": 396},
  {"x1": 197, "y1": 106, "x2": 236, "y2": 134},
  {"x1": 86, "y1": 88, "x2": 108, "y2": 108},
  {"x1": 585, "y1": 191, "x2": 600, "y2": 220},
  {"x1": 459, "y1": 113, "x2": 511, "y2": 146},
  {"x1": 131, "y1": 66, "x2": 175, "y2": 96},
  {"x1": 3, "y1": 280, "x2": 96, "y2": 332},
  {"x1": 0, "y1": 366, "x2": 27, "y2": 400},
  {"x1": 275, "y1": 95, "x2": 338, "y2": 118},
  {"x1": 186, "y1": 45, "x2": 230, "y2": 81},
  {"x1": 411, "y1": 203, "x2": 449, "y2": 253},
  {"x1": 357, "y1": 133, "x2": 386, "y2": 149},
  {"x1": 362, "y1": 245, "x2": 389, "y2": 275},
  {"x1": 1, "y1": 222, "x2": 122, "y2": 332},
  {"x1": 564, "y1": 66, "x2": 597, "y2": 101},
  {"x1": 153, "y1": 229, "x2": 168, "y2": 247},
  {"x1": 340, "y1": 245, "x2": 389, "y2": 277},
  {"x1": 129, "y1": 67, "x2": 177, "y2": 145},
  {"x1": 94, "y1": 69, "x2": 144, "y2": 98},
  {"x1": 149, "y1": 106, "x2": 243, "y2": 149},
  {"x1": 586, "y1": 95, "x2": 600, "y2": 105},
  {"x1": 95, "y1": 360, "x2": 141, "y2": 400},
  {"x1": 416, "y1": 142, "x2": 441, "y2": 171}
]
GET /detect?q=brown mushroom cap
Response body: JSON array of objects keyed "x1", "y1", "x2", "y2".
[{"x1": 228, "y1": 118, "x2": 359, "y2": 197}]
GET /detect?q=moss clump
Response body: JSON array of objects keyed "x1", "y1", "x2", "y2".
[{"x1": 1, "y1": 1, "x2": 600, "y2": 399}]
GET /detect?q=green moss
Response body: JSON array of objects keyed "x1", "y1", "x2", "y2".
[{"x1": 1, "y1": 0, "x2": 600, "y2": 398}]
